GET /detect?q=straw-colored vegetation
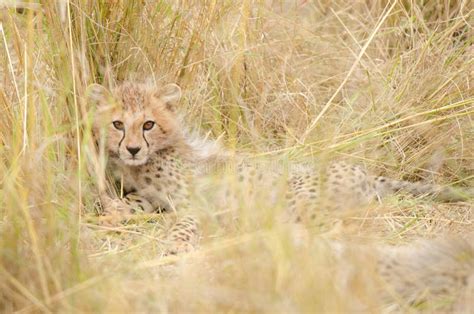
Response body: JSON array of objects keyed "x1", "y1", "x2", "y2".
[{"x1": 1, "y1": 0, "x2": 473, "y2": 312}]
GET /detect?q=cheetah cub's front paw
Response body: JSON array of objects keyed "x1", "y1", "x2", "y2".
[
  {"x1": 98, "y1": 195, "x2": 132, "y2": 226},
  {"x1": 163, "y1": 216, "x2": 200, "y2": 256}
]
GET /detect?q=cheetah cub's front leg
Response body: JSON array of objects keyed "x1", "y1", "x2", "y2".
[
  {"x1": 163, "y1": 216, "x2": 200, "y2": 255},
  {"x1": 97, "y1": 194, "x2": 131, "y2": 226},
  {"x1": 98, "y1": 192, "x2": 154, "y2": 225},
  {"x1": 100, "y1": 193, "x2": 154, "y2": 214}
]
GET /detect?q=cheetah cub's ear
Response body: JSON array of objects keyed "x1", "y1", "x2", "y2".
[
  {"x1": 155, "y1": 83, "x2": 181, "y2": 111},
  {"x1": 87, "y1": 84, "x2": 112, "y2": 109}
]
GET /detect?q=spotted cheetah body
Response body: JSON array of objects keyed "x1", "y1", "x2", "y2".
[
  {"x1": 207, "y1": 158, "x2": 469, "y2": 225},
  {"x1": 89, "y1": 81, "x2": 472, "y2": 308},
  {"x1": 90, "y1": 81, "x2": 471, "y2": 229}
]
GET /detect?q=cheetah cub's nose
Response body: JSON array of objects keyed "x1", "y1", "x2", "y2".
[{"x1": 126, "y1": 146, "x2": 141, "y2": 156}]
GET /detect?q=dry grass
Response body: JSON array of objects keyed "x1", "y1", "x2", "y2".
[{"x1": 0, "y1": 0, "x2": 473, "y2": 312}]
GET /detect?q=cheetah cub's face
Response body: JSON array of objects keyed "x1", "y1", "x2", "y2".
[{"x1": 90, "y1": 82, "x2": 182, "y2": 166}]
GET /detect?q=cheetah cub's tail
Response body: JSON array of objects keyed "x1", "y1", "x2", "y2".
[
  {"x1": 373, "y1": 176, "x2": 474, "y2": 202},
  {"x1": 377, "y1": 235, "x2": 474, "y2": 311}
]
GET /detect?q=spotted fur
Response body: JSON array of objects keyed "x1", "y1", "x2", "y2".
[
  {"x1": 90, "y1": 81, "x2": 472, "y2": 253},
  {"x1": 90, "y1": 82, "x2": 204, "y2": 253},
  {"x1": 212, "y1": 160, "x2": 472, "y2": 224}
]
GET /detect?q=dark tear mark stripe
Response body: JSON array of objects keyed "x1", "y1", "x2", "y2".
[
  {"x1": 142, "y1": 131, "x2": 150, "y2": 148},
  {"x1": 118, "y1": 130, "x2": 126, "y2": 149}
]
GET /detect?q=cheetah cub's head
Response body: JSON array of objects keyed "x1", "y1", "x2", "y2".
[{"x1": 89, "y1": 82, "x2": 182, "y2": 166}]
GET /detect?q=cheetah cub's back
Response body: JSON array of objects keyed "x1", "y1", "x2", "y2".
[{"x1": 205, "y1": 158, "x2": 472, "y2": 224}]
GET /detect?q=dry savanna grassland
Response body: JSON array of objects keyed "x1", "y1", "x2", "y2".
[{"x1": 0, "y1": 0, "x2": 473, "y2": 312}]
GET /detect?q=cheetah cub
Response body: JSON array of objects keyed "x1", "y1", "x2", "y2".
[
  {"x1": 89, "y1": 81, "x2": 472, "y2": 251},
  {"x1": 89, "y1": 81, "x2": 219, "y2": 254}
]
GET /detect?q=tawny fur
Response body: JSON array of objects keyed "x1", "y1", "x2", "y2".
[
  {"x1": 330, "y1": 235, "x2": 474, "y2": 312},
  {"x1": 377, "y1": 235, "x2": 474, "y2": 311},
  {"x1": 90, "y1": 81, "x2": 208, "y2": 252}
]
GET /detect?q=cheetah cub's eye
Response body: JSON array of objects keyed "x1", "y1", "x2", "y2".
[
  {"x1": 143, "y1": 121, "x2": 155, "y2": 131},
  {"x1": 112, "y1": 121, "x2": 124, "y2": 130}
]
